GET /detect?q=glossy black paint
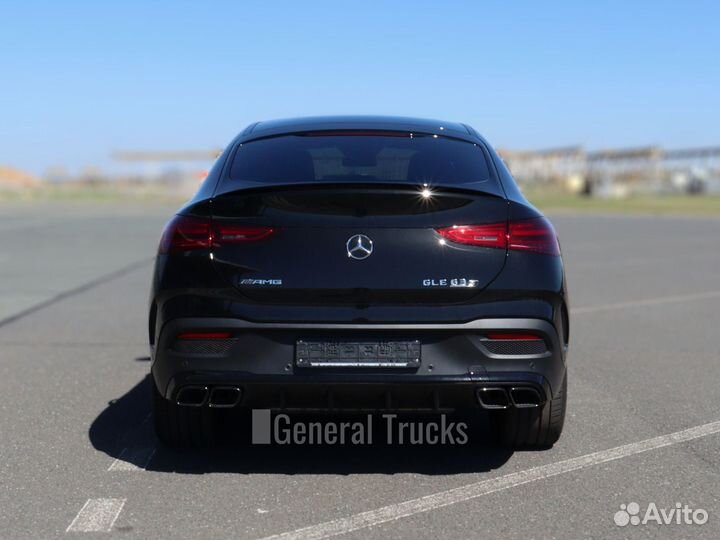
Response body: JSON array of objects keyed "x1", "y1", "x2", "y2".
[{"x1": 150, "y1": 116, "x2": 569, "y2": 409}]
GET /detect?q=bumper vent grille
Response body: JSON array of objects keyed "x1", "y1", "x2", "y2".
[
  {"x1": 481, "y1": 339, "x2": 548, "y2": 356},
  {"x1": 172, "y1": 339, "x2": 236, "y2": 355}
]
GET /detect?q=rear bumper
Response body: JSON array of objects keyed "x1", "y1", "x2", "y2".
[{"x1": 151, "y1": 317, "x2": 567, "y2": 409}]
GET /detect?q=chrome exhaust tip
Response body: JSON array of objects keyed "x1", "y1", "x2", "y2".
[
  {"x1": 176, "y1": 386, "x2": 209, "y2": 407},
  {"x1": 509, "y1": 387, "x2": 543, "y2": 408},
  {"x1": 208, "y1": 386, "x2": 242, "y2": 408},
  {"x1": 476, "y1": 387, "x2": 510, "y2": 409}
]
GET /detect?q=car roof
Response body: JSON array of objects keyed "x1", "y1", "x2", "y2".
[{"x1": 236, "y1": 115, "x2": 480, "y2": 143}]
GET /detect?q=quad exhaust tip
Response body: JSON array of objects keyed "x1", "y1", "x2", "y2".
[
  {"x1": 509, "y1": 387, "x2": 543, "y2": 408},
  {"x1": 176, "y1": 386, "x2": 208, "y2": 407},
  {"x1": 208, "y1": 386, "x2": 242, "y2": 408},
  {"x1": 176, "y1": 386, "x2": 242, "y2": 407},
  {"x1": 476, "y1": 386, "x2": 545, "y2": 409},
  {"x1": 476, "y1": 387, "x2": 510, "y2": 409}
]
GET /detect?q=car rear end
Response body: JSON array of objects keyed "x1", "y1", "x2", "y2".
[{"x1": 149, "y1": 120, "x2": 569, "y2": 448}]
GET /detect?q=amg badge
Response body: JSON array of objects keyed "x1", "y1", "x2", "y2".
[
  {"x1": 239, "y1": 279, "x2": 283, "y2": 286},
  {"x1": 422, "y1": 278, "x2": 479, "y2": 288}
]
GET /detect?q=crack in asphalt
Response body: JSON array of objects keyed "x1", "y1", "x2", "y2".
[{"x1": 0, "y1": 257, "x2": 153, "y2": 329}]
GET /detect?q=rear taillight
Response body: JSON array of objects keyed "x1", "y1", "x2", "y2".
[
  {"x1": 159, "y1": 215, "x2": 211, "y2": 254},
  {"x1": 508, "y1": 217, "x2": 561, "y2": 256},
  {"x1": 212, "y1": 225, "x2": 275, "y2": 245},
  {"x1": 158, "y1": 215, "x2": 275, "y2": 254},
  {"x1": 436, "y1": 217, "x2": 560, "y2": 256},
  {"x1": 436, "y1": 223, "x2": 507, "y2": 249}
]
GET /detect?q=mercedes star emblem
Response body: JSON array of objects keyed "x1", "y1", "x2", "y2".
[{"x1": 346, "y1": 234, "x2": 373, "y2": 260}]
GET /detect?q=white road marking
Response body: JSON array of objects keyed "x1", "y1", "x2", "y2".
[
  {"x1": 572, "y1": 290, "x2": 720, "y2": 315},
  {"x1": 66, "y1": 498, "x2": 126, "y2": 533},
  {"x1": 108, "y1": 447, "x2": 156, "y2": 471},
  {"x1": 256, "y1": 419, "x2": 720, "y2": 540}
]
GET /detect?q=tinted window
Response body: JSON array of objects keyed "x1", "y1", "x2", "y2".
[{"x1": 226, "y1": 132, "x2": 493, "y2": 186}]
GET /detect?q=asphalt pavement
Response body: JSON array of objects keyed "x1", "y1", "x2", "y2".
[{"x1": 1, "y1": 202, "x2": 719, "y2": 539}]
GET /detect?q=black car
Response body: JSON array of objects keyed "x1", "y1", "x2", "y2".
[{"x1": 149, "y1": 116, "x2": 569, "y2": 449}]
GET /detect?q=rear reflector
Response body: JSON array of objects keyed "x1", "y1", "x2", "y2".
[
  {"x1": 482, "y1": 334, "x2": 548, "y2": 355},
  {"x1": 436, "y1": 217, "x2": 560, "y2": 256},
  {"x1": 177, "y1": 332, "x2": 233, "y2": 340},
  {"x1": 485, "y1": 333, "x2": 543, "y2": 341},
  {"x1": 158, "y1": 215, "x2": 275, "y2": 254}
]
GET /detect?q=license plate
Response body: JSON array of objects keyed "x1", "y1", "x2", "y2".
[{"x1": 295, "y1": 340, "x2": 421, "y2": 368}]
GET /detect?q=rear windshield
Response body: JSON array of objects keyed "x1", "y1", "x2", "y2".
[{"x1": 226, "y1": 132, "x2": 494, "y2": 187}]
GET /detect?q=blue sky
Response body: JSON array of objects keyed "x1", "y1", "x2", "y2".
[{"x1": 1, "y1": 0, "x2": 719, "y2": 175}]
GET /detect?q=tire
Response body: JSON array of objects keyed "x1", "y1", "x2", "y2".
[
  {"x1": 152, "y1": 381, "x2": 216, "y2": 447},
  {"x1": 493, "y1": 373, "x2": 567, "y2": 449}
]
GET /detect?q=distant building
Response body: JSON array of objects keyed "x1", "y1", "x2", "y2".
[
  {"x1": 499, "y1": 145, "x2": 720, "y2": 196},
  {"x1": 0, "y1": 166, "x2": 40, "y2": 189}
]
